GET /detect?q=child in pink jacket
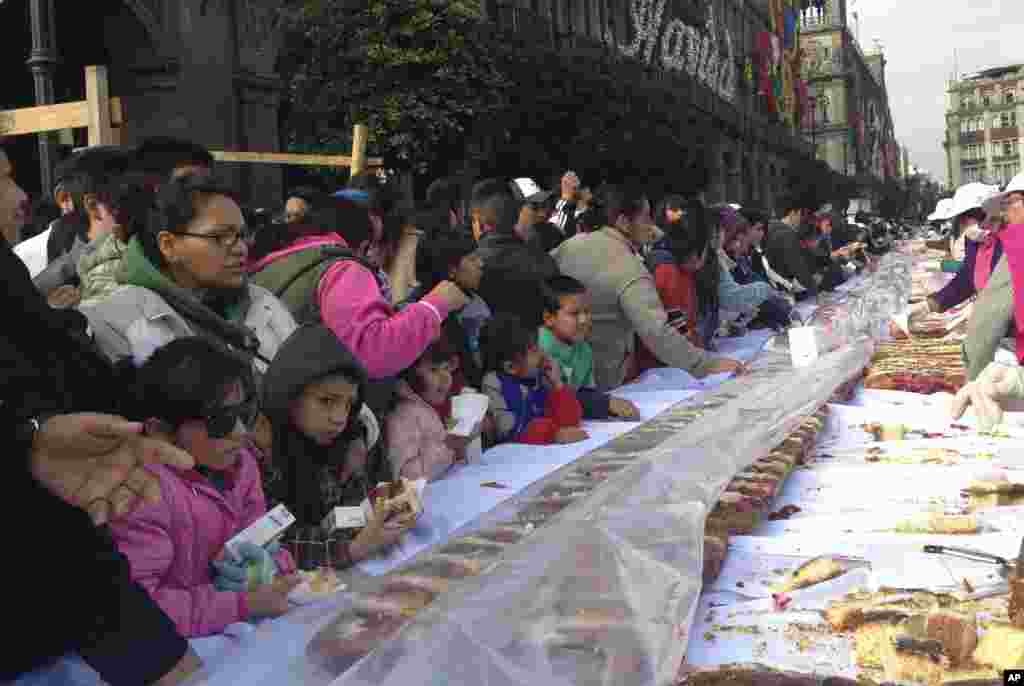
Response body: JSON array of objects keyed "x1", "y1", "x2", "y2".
[
  {"x1": 108, "y1": 337, "x2": 298, "y2": 639},
  {"x1": 386, "y1": 336, "x2": 480, "y2": 481}
]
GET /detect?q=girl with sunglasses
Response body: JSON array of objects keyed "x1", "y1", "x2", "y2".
[{"x1": 108, "y1": 337, "x2": 299, "y2": 639}]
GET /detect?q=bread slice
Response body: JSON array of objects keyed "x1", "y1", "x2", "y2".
[
  {"x1": 973, "y1": 621, "x2": 1024, "y2": 671},
  {"x1": 1010, "y1": 577, "x2": 1024, "y2": 628},
  {"x1": 882, "y1": 636, "x2": 949, "y2": 686},
  {"x1": 927, "y1": 513, "x2": 979, "y2": 535},
  {"x1": 780, "y1": 556, "x2": 845, "y2": 592},
  {"x1": 703, "y1": 534, "x2": 728, "y2": 585},
  {"x1": 678, "y1": 664, "x2": 868, "y2": 685},
  {"x1": 926, "y1": 610, "x2": 978, "y2": 667},
  {"x1": 748, "y1": 458, "x2": 789, "y2": 479},
  {"x1": 853, "y1": 613, "x2": 908, "y2": 667},
  {"x1": 707, "y1": 509, "x2": 761, "y2": 537},
  {"x1": 825, "y1": 592, "x2": 944, "y2": 632}
]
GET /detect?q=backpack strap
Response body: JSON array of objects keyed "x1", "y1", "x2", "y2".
[{"x1": 271, "y1": 246, "x2": 371, "y2": 300}]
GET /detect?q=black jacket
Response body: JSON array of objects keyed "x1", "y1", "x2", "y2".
[
  {"x1": 476, "y1": 231, "x2": 559, "y2": 328},
  {"x1": 762, "y1": 222, "x2": 819, "y2": 298},
  {"x1": 261, "y1": 324, "x2": 388, "y2": 527},
  {"x1": 1, "y1": 240, "x2": 187, "y2": 684}
]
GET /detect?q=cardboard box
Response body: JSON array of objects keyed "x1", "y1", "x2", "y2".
[{"x1": 224, "y1": 504, "x2": 295, "y2": 562}]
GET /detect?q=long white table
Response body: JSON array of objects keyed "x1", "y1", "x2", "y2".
[{"x1": 18, "y1": 329, "x2": 777, "y2": 686}]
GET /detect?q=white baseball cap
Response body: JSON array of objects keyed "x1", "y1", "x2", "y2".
[
  {"x1": 510, "y1": 178, "x2": 553, "y2": 204},
  {"x1": 947, "y1": 182, "x2": 1000, "y2": 219},
  {"x1": 983, "y1": 172, "x2": 1024, "y2": 213},
  {"x1": 927, "y1": 198, "x2": 954, "y2": 222}
]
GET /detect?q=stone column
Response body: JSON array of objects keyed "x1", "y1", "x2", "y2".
[{"x1": 27, "y1": 0, "x2": 59, "y2": 194}]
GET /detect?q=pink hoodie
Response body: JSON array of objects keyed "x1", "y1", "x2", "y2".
[
  {"x1": 248, "y1": 233, "x2": 452, "y2": 379},
  {"x1": 108, "y1": 441, "x2": 295, "y2": 638},
  {"x1": 385, "y1": 380, "x2": 458, "y2": 482}
]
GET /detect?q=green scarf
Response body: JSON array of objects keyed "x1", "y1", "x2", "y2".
[{"x1": 117, "y1": 237, "x2": 246, "y2": 322}]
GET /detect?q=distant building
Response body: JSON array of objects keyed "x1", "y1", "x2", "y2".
[
  {"x1": 944, "y1": 63, "x2": 1024, "y2": 188},
  {"x1": 798, "y1": 0, "x2": 899, "y2": 183}
]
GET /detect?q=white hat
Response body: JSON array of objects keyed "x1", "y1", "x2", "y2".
[
  {"x1": 510, "y1": 178, "x2": 552, "y2": 204},
  {"x1": 983, "y1": 172, "x2": 1024, "y2": 213},
  {"x1": 927, "y1": 198, "x2": 954, "y2": 222},
  {"x1": 947, "y1": 182, "x2": 1000, "y2": 219}
]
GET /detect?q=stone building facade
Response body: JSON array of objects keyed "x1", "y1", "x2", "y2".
[
  {"x1": 797, "y1": 0, "x2": 898, "y2": 184},
  {"x1": 944, "y1": 64, "x2": 1024, "y2": 188},
  {"x1": 8, "y1": 0, "x2": 285, "y2": 201},
  {"x1": 479, "y1": 0, "x2": 814, "y2": 210}
]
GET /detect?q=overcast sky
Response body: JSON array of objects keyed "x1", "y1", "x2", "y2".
[{"x1": 850, "y1": 0, "x2": 1024, "y2": 186}]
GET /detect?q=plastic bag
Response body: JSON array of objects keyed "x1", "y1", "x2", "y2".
[{"x1": 308, "y1": 341, "x2": 873, "y2": 686}]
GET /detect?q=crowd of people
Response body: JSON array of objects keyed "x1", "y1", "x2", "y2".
[{"x1": 1, "y1": 136, "x2": 879, "y2": 684}]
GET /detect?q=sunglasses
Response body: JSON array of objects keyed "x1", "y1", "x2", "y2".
[{"x1": 203, "y1": 398, "x2": 259, "y2": 439}]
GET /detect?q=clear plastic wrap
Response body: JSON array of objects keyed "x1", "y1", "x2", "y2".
[{"x1": 310, "y1": 342, "x2": 875, "y2": 686}]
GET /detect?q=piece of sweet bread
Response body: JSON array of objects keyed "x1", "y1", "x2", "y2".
[
  {"x1": 853, "y1": 612, "x2": 907, "y2": 667},
  {"x1": 748, "y1": 459, "x2": 789, "y2": 479},
  {"x1": 927, "y1": 513, "x2": 978, "y2": 535},
  {"x1": 972, "y1": 621, "x2": 1024, "y2": 671},
  {"x1": 881, "y1": 636, "x2": 949, "y2": 686},
  {"x1": 678, "y1": 664, "x2": 867, "y2": 685},
  {"x1": 1010, "y1": 577, "x2": 1024, "y2": 628},
  {"x1": 703, "y1": 534, "x2": 728, "y2": 585},
  {"x1": 779, "y1": 556, "x2": 845, "y2": 592},
  {"x1": 925, "y1": 610, "x2": 978, "y2": 667}
]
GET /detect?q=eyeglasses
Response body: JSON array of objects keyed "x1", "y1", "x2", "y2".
[
  {"x1": 204, "y1": 398, "x2": 259, "y2": 439},
  {"x1": 173, "y1": 228, "x2": 246, "y2": 250}
]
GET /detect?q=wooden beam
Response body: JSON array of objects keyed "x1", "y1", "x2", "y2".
[
  {"x1": 85, "y1": 66, "x2": 114, "y2": 146},
  {"x1": 0, "y1": 97, "x2": 124, "y2": 137},
  {"x1": 350, "y1": 123, "x2": 369, "y2": 176},
  {"x1": 210, "y1": 150, "x2": 383, "y2": 168}
]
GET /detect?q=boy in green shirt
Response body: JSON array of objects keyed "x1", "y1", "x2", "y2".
[{"x1": 539, "y1": 276, "x2": 640, "y2": 419}]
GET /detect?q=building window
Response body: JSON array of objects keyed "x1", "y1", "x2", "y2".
[{"x1": 1002, "y1": 111, "x2": 1018, "y2": 128}]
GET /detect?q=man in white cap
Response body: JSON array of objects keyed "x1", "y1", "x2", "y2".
[
  {"x1": 475, "y1": 181, "x2": 560, "y2": 328},
  {"x1": 957, "y1": 172, "x2": 1024, "y2": 385},
  {"x1": 508, "y1": 176, "x2": 566, "y2": 251},
  {"x1": 896, "y1": 183, "x2": 999, "y2": 334}
]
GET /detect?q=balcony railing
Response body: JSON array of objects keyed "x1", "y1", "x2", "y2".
[{"x1": 800, "y1": 12, "x2": 837, "y2": 29}]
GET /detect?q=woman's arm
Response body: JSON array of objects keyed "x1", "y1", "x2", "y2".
[{"x1": 930, "y1": 240, "x2": 980, "y2": 313}]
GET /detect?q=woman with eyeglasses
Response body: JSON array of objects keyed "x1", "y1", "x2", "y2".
[
  {"x1": 81, "y1": 175, "x2": 297, "y2": 379},
  {"x1": 107, "y1": 337, "x2": 300, "y2": 639}
]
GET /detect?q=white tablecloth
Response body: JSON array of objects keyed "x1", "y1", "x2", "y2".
[{"x1": 18, "y1": 328, "x2": 775, "y2": 686}]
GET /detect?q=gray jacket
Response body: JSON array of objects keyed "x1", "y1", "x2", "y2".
[
  {"x1": 81, "y1": 283, "x2": 298, "y2": 375},
  {"x1": 551, "y1": 227, "x2": 716, "y2": 390},
  {"x1": 964, "y1": 255, "x2": 1016, "y2": 380},
  {"x1": 33, "y1": 235, "x2": 88, "y2": 296}
]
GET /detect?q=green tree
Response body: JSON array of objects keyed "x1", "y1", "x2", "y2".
[{"x1": 280, "y1": 0, "x2": 511, "y2": 175}]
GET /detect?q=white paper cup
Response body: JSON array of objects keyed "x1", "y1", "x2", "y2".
[{"x1": 452, "y1": 392, "x2": 489, "y2": 420}]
